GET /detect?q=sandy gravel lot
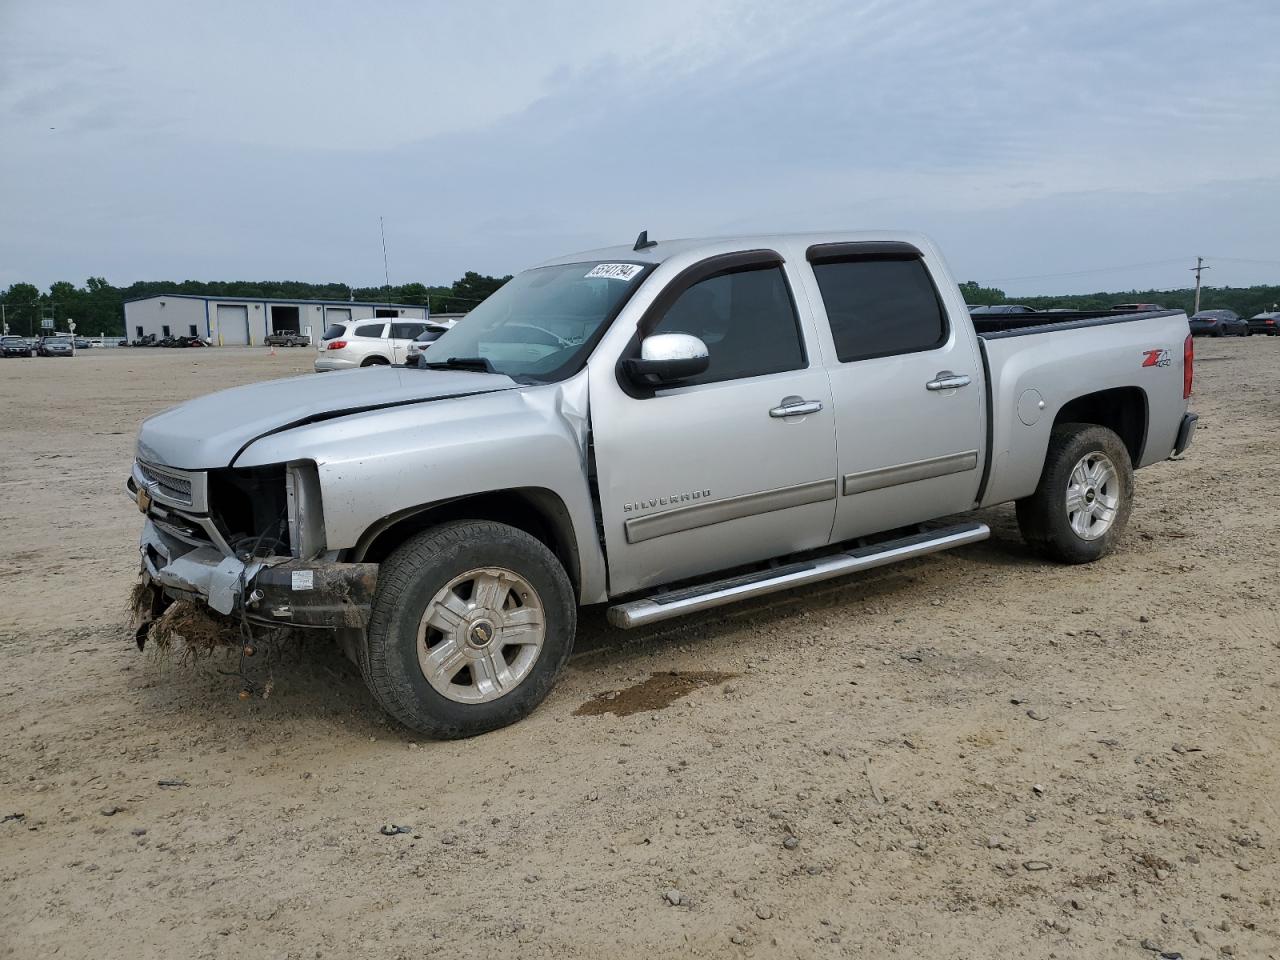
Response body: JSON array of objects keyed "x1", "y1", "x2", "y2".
[{"x1": 1, "y1": 341, "x2": 1277, "y2": 959}]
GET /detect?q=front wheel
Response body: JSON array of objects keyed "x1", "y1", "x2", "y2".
[
  {"x1": 361, "y1": 520, "x2": 577, "y2": 738},
  {"x1": 1016, "y1": 423, "x2": 1134, "y2": 564}
]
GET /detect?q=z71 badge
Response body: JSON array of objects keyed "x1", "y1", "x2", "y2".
[{"x1": 1141, "y1": 349, "x2": 1171, "y2": 368}]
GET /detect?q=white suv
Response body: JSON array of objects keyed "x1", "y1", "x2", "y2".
[{"x1": 314, "y1": 319, "x2": 436, "y2": 371}]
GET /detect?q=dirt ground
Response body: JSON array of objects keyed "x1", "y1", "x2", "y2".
[{"x1": 1, "y1": 341, "x2": 1277, "y2": 960}]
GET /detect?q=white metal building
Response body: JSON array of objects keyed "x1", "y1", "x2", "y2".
[{"x1": 123, "y1": 295, "x2": 429, "y2": 346}]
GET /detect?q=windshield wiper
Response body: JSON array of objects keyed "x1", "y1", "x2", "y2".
[{"x1": 420, "y1": 356, "x2": 496, "y2": 374}]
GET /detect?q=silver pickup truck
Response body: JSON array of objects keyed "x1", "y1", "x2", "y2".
[{"x1": 129, "y1": 231, "x2": 1197, "y2": 737}]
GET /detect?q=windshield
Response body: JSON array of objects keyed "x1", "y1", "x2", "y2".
[
  {"x1": 46, "y1": 337, "x2": 72, "y2": 344},
  {"x1": 421, "y1": 260, "x2": 651, "y2": 382}
]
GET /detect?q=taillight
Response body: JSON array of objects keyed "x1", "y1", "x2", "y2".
[
  {"x1": 326, "y1": 340, "x2": 348, "y2": 351},
  {"x1": 1183, "y1": 333, "x2": 1194, "y2": 399}
]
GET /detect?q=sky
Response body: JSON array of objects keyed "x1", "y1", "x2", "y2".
[{"x1": 1, "y1": 0, "x2": 1278, "y2": 297}]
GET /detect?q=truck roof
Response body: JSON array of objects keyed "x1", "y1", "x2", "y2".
[{"x1": 538, "y1": 230, "x2": 936, "y2": 268}]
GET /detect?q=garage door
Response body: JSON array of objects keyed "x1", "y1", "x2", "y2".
[{"x1": 214, "y1": 305, "x2": 249, "y2": 345}]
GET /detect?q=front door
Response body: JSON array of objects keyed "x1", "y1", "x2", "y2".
[
  {"x1": 802, "y1": 244, "x2": 984, "y2": 541},
  {"x1": 589, "y1": 254, "x2": 837, "y2": 596}
]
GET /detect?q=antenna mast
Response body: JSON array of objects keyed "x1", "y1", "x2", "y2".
[{"x1": 380, "y1": 216, "x2": 392, "y2": 301}]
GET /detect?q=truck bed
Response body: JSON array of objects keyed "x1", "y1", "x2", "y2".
[
  {"x1": 973, "y1": 309, "x2": 1183, "y2": 338},
  {"x1": 974, "y1": 307, "x2": 1191, "y2": 511}
]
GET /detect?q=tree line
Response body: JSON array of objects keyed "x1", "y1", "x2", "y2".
[
  {"x1": 0, "y1": 272, "x2": 512, "y2": 338},
  {"x1": 958, "y1": 280, "x2": 1280, "y2": 317},
  {"x1": 4, "y1": 273, "x2": 1276, "y2": 339}
]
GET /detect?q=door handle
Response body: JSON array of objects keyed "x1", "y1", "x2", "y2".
[
  {"x1": 769, "y1": 397, "x2": 824, "y2": 418},
  {"x1": 925, "y1": 371, "x2": 972, "y2": 391}
]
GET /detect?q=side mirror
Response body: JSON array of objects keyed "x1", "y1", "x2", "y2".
[{"x1": 624, "y1": 333, "x2": 710, "y2": 387}]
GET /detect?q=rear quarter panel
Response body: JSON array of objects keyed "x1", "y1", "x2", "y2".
[{"x1": 979, "y1": 314, "x2": 1190, "y2": 508}]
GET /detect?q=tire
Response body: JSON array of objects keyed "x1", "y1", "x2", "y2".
[
  {"x1": 361, "y1": 520, "x2": 577, "y2": 738},
  {"x1": 360, "y1": 356, "x2": 390, "y2": 367},
  {"x1": 1016, "y1": 423, "x2": 1134, "y2": 564}
]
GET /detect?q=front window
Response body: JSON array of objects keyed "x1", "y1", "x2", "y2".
[{"x1": 421, "y1": 260, "x2": 650, "y2": 382}]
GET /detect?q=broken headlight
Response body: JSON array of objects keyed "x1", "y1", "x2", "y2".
[{"x1": 206, "y1": 461, "x2": 326, "y2": 560}]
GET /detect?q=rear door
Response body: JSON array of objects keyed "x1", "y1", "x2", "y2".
[
  {"x1": 389, "y1": 322, "x2": 429, "y2": 364},
  {"x1": 800, "y1": 242, "x2": 985, "y2": 541},
  {"x1": 589, "y1": 251, "x2": 837, "y2": 596}
]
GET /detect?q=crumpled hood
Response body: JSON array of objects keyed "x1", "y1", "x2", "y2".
[{"x1": 137, "y1": 366, "x2": 518, "y2": 469}]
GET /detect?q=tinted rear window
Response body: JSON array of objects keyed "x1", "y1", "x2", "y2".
[
  {"x1": 812, "y1": 257, "x2": 947, "y2": 362},
  {"x1": 322, "y1": 324, "x2": 346, "y2": 339}
]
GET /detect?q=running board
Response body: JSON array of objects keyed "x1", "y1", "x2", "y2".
[{"x1": 606, "y1": 521, "x2": 990, "y2": 629}]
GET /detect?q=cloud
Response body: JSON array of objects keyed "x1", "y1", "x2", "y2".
[{"x1": 1, "y1": 0, "x2": 1277, "y2": 291}]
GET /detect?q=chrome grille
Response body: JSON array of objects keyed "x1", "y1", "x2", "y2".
[{"x1": 137, "y1": 460, "x2": 195, "y2": 506}]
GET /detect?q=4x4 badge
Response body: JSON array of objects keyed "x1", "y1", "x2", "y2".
[{"x1": 1141, "y1": 349, "x2": 1170, "y2": 368}]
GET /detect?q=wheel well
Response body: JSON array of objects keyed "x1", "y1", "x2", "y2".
[
  {"x1": 360, "y1": 356, "x2": 390, "y2": 367},
  {"x1": 1053, "y1": 386, "x2": 1148, "y2": 464},
  {"x1": 352, "y1": 489, "x2": 581, "y2": 594}
]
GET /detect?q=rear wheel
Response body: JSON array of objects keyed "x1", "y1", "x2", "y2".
[
  {"x1": 1016, "y1": 423, "x2": 1134, "y2": 564},
  {"x1": 361, "y1": 521, "x2": 576, "y2": 738},
  {"x1": 361, "y1": 356, "x2": 390, "y2": 367}
]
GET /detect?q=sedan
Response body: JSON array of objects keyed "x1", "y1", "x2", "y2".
[
  {"x1": 969, "y1": 304, "x2": 1037, "y2": 315},
  {"x1": 1247, "y1": 312, "x2": 1280, "y2": 336},
  {"x1": 1189, "y1": 310, "x2": 1248, "y2": 337},
  {"x1": 2, "y1": 335, "x2": 34, "y2": 357},
  {"x1": 402, "y1": 324, "x2": 453, "y2": 367},
  {"x1": 37, "y1": 336, "x2": 75, "y2": 356}
]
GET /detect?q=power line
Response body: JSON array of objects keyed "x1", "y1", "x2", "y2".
[{"x1": 1203, "y1": 256, "x2": 1280, "y2": 267}]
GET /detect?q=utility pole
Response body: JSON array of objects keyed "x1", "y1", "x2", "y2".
[{"x1": 1191, "y1": 257, "x2": 1209, "y2": 314}]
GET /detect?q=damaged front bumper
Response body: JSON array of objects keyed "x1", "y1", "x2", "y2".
[{"x1": 138, "y1": 516, "x2": 377, "y2": 631}]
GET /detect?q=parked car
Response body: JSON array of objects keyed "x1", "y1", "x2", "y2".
[
  {"x1": 37, "y1": 335, "x2": 74, "y2": 357},
  {"x1": 1189, "y1": 309, "x2": 1248, "y2": 336},
  {"x1": 129, "y1": 231, "x2": 1199, "y2": 738},
  {"x1": 264, "y1": 331, "x2": 312, "y2": 347},
  {"x1": 1, "y1": 335, "x2": 34, "y2": 358},
  {"x1": 969, "y1": 304, "x2": 1037, "y2": 315},
  {"x1": 1247, "y1": 312, "x2": 1280, "y2": 336},
  {"x1": 403, "y1": 324, "x2": 456, "y2": 367},
  {"x1": 314, "y1": 318, "x2": 436, "y2": 371},
  {"x1": 74, "y1": 338, "x2": 92, "y2": 349}
]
